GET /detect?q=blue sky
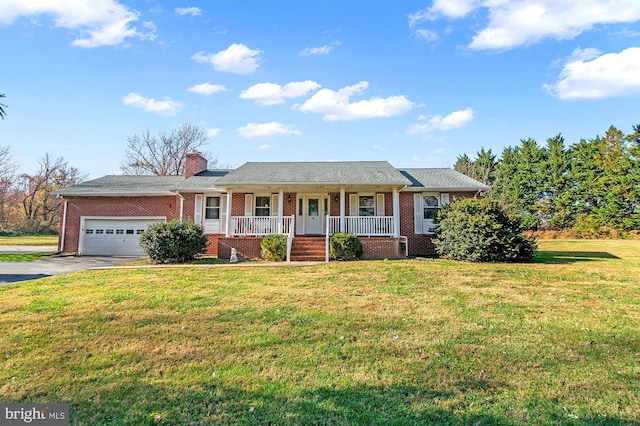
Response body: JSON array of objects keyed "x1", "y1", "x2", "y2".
[{"x1": 2, "y1": 0, "x2": 640, "y2": 179}]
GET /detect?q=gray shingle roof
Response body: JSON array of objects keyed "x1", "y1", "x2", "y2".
[
  {"x1": 215, "y1": 161, "x2": 411, "y2": 186},
  {"x1": 55, "y1": 172, "x2": 228, "y2": 196},
  {"x1": 399, "y1": 168, "x2": 490, "y2": 191},
  {"x1": 56, "y1": 164, "x2": 489, "y2": 196}
]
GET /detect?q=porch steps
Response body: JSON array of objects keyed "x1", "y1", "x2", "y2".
[{"x1": 289, "y1": 237, "x2": 326, "y2": 261}]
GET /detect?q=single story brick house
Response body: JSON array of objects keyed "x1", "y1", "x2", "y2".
[{"x1": 55, "y1": 152, "x2": 488, "y2": 260}]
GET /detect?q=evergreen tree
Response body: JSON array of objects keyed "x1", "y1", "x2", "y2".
[
  {"x1": 492, "y1": 139, "x2": 544, "y2": 229},
  {"x1": 542, "y1": 134, "x2": 570, "y2": 229}
]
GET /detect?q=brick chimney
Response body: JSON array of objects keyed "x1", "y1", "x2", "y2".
[{"x1": 184, "y1": 151, "x2": 208, "y2": 178}]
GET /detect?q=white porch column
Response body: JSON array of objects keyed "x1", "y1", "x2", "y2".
[
  {"x1": 225, "y1": 190, "x2": 233, "y2": 237},
  {"x1": 340, "y1": 187, "x2": 346, "y2": 232},
  {"x1": 278, "y1": 188, "x2": 284, "y2": 233},
  {"x1": 393, "y1": 187, "x2": 400, "y2": 238}
]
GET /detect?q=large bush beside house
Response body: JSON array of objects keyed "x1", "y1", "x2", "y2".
[
  {"x1": 139, "y1": 220, "x2": 207, "y2": 264},
  {"x1": 329, "y1": 232, "x2": 363, "y2": 261},
  {"x1": 434, "y1": 198, "x2": 537, "y2": 262},
  {"x1": 260, "y1": 234, "x2": 287, "y2": 261}
]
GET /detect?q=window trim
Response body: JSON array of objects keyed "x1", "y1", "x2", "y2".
[
  {"x1": 254, "y1": 195, "x2": 271, "y2": 217},
  {"x1": 204, "y1": 196, "x2": 221, "y2": 220},
  {"x1": 414, "y1": 192, "x2": 449, "y2": 234}
]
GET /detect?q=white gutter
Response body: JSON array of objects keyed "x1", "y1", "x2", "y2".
[
  {"x1": 59, "y1": 199, "x2": 68, "y2": 253},
  {"x1": 176, "y1": 191, "x2": 184, "y2": 222}
]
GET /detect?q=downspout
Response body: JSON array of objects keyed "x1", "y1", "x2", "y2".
[
  {"x1": 59, "y1": 197, "x2": 67, "y2": 253},
  {"x1": 176, "y1": 191, "x2": 184, "y2": 222},
  {"x1": 397, "y1": 185, "x2": 408, "y2": 258}
]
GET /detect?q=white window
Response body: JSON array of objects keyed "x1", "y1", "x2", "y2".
[
  {"x1": 359, "y1": 195, "x2": 375, "y2": 216},
  {"x1": 414, "y1": 192, "x2": 449, "y2": 234},
  {"x1": 205, "y1": 196, "x2": 220, "y2": 220},
  {"x1": 423, "y1": 195, "x2": 440, "y2": 220},
  {"x1": 350, "y1": 193, "x2": 384, "y2": 216},
  {"x1": 255, "y1": 196, "x2": 270, "y2": 217}
]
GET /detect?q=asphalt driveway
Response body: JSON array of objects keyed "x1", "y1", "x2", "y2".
[{"x1": 0, "y1": 246, "x2": 138, "y2": 284}]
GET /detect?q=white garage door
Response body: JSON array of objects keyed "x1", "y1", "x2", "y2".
[{"x1": 81, "y1": 218, "x2": 163, "y2": 256}]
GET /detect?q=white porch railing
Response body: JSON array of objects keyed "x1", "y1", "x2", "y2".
[
  {"x1": 327, "y1": 216, "x2": 395, "y2": 237},
  {"x1": 230, "y1": 215, "x2": 294, "y2": 236}
]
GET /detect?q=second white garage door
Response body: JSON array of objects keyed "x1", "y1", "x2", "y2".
[{"x1": 81, "y1": 218, "x2": 164, "y2": 256}]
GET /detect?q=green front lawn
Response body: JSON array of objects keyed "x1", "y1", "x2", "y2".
[
  {"x1": 0, "y1": 251, "x2": 58, "y2": 261},
  {"x1": 1, "y1": 240, "x2": 638, "y2": 425},
  {"x1": 0, "y1": 235, "x2": 58, "y2": 246}
]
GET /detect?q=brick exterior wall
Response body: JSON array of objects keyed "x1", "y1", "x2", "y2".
[
  {"x1": 219, "y1": 237, "x2": 262, "y2": 260},
  {"x1": 205, "y1": 234, "x2": 220, "y2": 255},
  {"x1": 60, "y1": 195, "x2": 180, "y2": 253},
  {"x1": 360, "y1": 237, "x2": 405, "y2": 259}
]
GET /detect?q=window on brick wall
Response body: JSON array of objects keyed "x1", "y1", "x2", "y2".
[
  {"x1": 359, "y1": 195, "x2": 375, "y2": 216},
  {"x1": 255, "y1": 196, "x2": 270, "y2": 217},
  {"x1": 413, "y1": 192, "x2": 449, "y2": 234},
  {"x1": 205, "y1": 196, "x2": 220, "y2": 220}
]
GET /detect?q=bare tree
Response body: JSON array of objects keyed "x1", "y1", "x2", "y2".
[
  {"x1": 19, "y1": 153, "x2": 84, "y2": 233},
  {"x1": 0, "y1": 145, "x2": 18, "y2": 228},
  {"x1": 121, "y1": 123, "x2": 213, "y2": 175},
  {"x1": 0, "y1": 94, "x2": 7, "y2": 119}
]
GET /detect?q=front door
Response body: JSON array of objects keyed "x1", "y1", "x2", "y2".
[{"x1": 304, "y1": 196, "x2": 324, "y2": 234}]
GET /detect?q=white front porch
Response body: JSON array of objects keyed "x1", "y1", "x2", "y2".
[
  {"x1": 227, "y1": 215, "x2": 397, "y2": 237},
  {"x1": 223, "y1": 187, "x2": 401, "y2": 238}
]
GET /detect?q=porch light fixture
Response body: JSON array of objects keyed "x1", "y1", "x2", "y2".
[
  {"x1": 287, "y1": 195, "x2": 291, "y2": 202},
  {"x1": 334, "y1": 196, "x2": 339, "y2": 202}
]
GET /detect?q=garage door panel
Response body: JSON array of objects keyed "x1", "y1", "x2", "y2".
[{"x1": 81, "y1": 218, "x2": 162, "y2": 256}]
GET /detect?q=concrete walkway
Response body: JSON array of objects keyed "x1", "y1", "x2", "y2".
[{"x1": 0, "y1": 255, "x2": 138, "y2": 285}]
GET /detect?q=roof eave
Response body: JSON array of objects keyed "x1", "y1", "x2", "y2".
[
  {"x1": 56, "y1": 191, "x2": 178, "y2": 197},
  {"x1": 402, "y1": 186, "x2": 489, "y2": 192}
]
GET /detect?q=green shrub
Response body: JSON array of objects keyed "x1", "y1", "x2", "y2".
[
  {"x1": 260, "y1": 234, "x2": 287, "y2": 261},
  {"x1": 329, "y1": 232, "x2": 363, "y2": 261},
  {"x1": 139, "y1": 220, "x2": 208, "y2": 264},
  {"x1": 434, "y1": 198, "x2": 537, "y2": 262}
]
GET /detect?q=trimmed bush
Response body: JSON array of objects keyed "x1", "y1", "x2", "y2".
[
  {"x1": 139, "y1": 220, "x2": 208, "y2": 264},
  {"x1": 434, "y1": 198, "x2": 537, "y2": 262},
  {"x1": 260, "y1": 234, "x2": 287, "y2": 261},
  {"x1": 329, "y1": 232, "x2": 363, "y2": 261}
]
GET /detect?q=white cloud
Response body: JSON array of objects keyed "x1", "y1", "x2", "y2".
[
  {"x1": 0, "y1": 0, "x2": 156, "y2": 47},
  {"x1": 295, "y1": 81, "x2": 414, "y2": 121},
  {"x1": 258, "y1": 144, "x2": 272, "y2": 150},
  {"x1": 373, "y1": 145, "x2": 386, "y2": 150},
  {"x1": 410, "y1": 0, "x2": 479, "y2": 26},
  {"x1": 122, "y1": 92, "x2": 183, "y2": 115},
  {"x1": 192, "y1": 44, "x2": 262, "y2": 74},
  {"x1": 237, "y1": 122, "x2": 301, "y2": 139},
  {"x1": 300, "y1": 41, "x2": 341, "y2": 56},
  {"x1": 240, "y1": 81, "x2": 321, "y2": 106},
  {"x1": 415, "y1": 29, "x2": 439, "y2": 42},
  {"x1": 187, "y1": 82, "x2": 227, "y2": 95},
  {"x1": 175, "y1": 7, "x2": 201, "y2": 16},
  {"x1": 407, "y1": 108, "x2": 474, "y2": 134},
  {"x1": 543, "y1": 47, "x2": 640, "y2": 99},
  {"x1": 409, "y1": 0, "x2": 640, "y2": 50},
  {"x1": 206, "y1": 128, "x2": 221, "y2": 138}
]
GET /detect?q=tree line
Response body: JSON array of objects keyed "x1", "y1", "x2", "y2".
[
  {"x1": 454, "y1": 124, "x2": 640, "y2": 237},
  {"x1": 0, "y1": 148, "x2": 83, "y2": 234}
]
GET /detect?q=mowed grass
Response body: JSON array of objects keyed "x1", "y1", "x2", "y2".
[
  {"x1": 0, "y1": 235, "x2": 58, "y2": 246},
  {"x1": 1, "y1": 240, "x2": 639, "y2": 425},
  {"x1": 0, "y1": 252, "x2": 58, "y2": 261}
]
